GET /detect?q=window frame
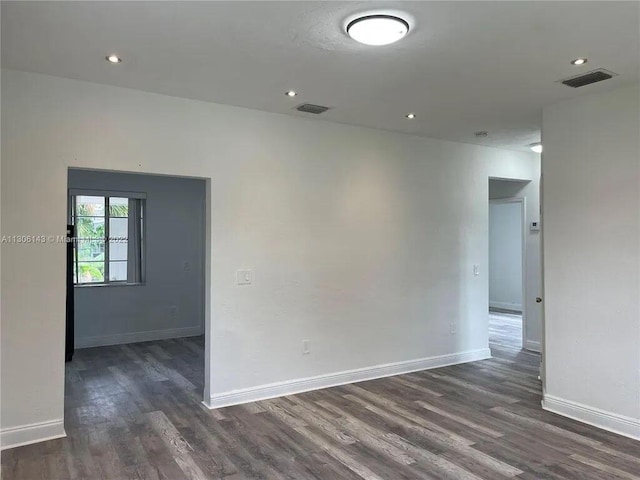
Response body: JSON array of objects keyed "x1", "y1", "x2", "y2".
[{"x1": 69, "y1": 189, "x2": 146, "y2": 287}]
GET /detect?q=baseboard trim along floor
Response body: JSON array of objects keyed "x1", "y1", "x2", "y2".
[
  {"x1": 542, "y1": 394, "x2": 640, "y2": 441},
  {"x1": 0, "y1": 419, "x2": 66, "y2": 451},
  {"x1": 205, "y1": 347, "x2": 492, "y2": 409},
  {"x1": 75, "y1": 326, "x2": 203, "y2": 349},
  {"x1": 489, "y1": 302, "x2": 522, "y2": 313},
  {"x1": 524, "y1": 339, "x2": 541, "y2": 352}
]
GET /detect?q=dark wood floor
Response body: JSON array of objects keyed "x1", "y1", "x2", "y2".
[{"x1": 2, "y1": 324, "x2": 639, "y2": 479}]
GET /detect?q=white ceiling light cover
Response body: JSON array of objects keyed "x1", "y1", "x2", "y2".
[{"x1": 347, "y1": 15, "x2": 409, "y2": 46}]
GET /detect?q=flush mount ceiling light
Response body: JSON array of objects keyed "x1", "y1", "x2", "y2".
[
  {"x1": 529, "y1": 142, "x2": 543, "y2": 153},
  {"x1": 571, "y1": 58, "x2": 588, "y2": 65},
  {"x1": 346, "y1": 15, "x2": 409, "y2": 46},
  {"x1": 285, "y1": 90, "x2": 298, "y2": 97},
  {"x1": 406, "y1": 113, "x2": 416, "y2": 119},
  {"x1": 106, "y1": 54, "x2": 122, "y2": 64}
]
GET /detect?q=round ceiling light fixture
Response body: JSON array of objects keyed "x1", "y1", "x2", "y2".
[
  {"x1": 106, "y1": 54, "x2": 122, "y2": 64},
  {"x1": 406, "y1": 113, "x2": 416, "y2": 119},
  {"x1": 346, "y1": 14, "x2": 409, "y2": 46},
  {"x1": 285, "y1": 90, "x2": 298, "y2": 97},
  {"x1": 529, "y1": 142, "x2": 543, "y2": 153},
  {"x1": 570, "y1": 58, "x2": 588, "y2": 66}
]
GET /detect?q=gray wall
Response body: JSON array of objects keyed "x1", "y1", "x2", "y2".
[
  {"x1": 489, "y1": 201, "x2": 523, "y2": 311},
  {"x1": 68, "y1": 169, "x2": 206, "y2": 348}
]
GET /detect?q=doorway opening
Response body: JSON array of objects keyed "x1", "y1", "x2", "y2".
[
  {"x1": 488, "y1": 179, "x2": 528, "y2": 351},
  {"x1": 64, "y1": 168, "x2": 210, "y2": 436}
]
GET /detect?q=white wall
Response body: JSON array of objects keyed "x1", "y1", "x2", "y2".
[
  {"x1": 0, "y1": 69, "x2": 539, "y2": 447},
  {"x1": 542, "y1": 82, "x2": 640, "y2": 439},
  {"x1": 489, "y1": 201, "x2": 523, "y2": 312},
  {"x1": 68, "y1": 170, "x2": 206, "y2": 348}
]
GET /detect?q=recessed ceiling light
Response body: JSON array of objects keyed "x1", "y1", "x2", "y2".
[
  {"x1": 106, "y1": 54, "x2": 122, "y2": 64},
  {"x1": 285, "y1": 90, "x2": 298, "y2": 97},
  {"x1": 347, "y1": 15, "x2": 409, "y2": 46},
  {"x1": 474, "y1": 131, "x2": 489, "y2": 138},
  {"x1": 571, "y1": 58, "x2": 588, "y2": 66},
  {"x1": 529, "y1": 142, "x2": 543, "y2": 153},
  {"x1": 406, "y1": 113, "x2": 416, "y2": 119}
]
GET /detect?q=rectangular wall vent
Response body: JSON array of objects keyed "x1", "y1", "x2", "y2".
[
  {"x1": 296, "y1": 103, "x2": 329, "y2": 114},
  {"x1": 559, "y1": 69, "x2": 618, "y2": 88}
]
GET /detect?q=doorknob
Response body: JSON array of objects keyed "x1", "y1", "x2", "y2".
[{"x1": 536, "y1": 297, "x2": 543, "y2": 303}]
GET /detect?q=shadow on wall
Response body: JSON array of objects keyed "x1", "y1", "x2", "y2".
[{"x1": 489, "y1": 179, "x2": 530, "y2": 200}]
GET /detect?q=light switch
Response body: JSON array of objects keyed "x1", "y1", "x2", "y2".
[
  {"x1": 473, "y1": 264, "x2": 480, "y2": 276},
  {"x1": 236, "y1": 270, "x2": 253, "y2": 285}
]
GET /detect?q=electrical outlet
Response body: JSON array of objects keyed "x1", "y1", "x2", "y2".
[
  {"x1": 450, "y1": 322, "x2": 457, "y2": 334},
  {"x1": 302, "y1": 340, "x2": 310, "y2": 355}
]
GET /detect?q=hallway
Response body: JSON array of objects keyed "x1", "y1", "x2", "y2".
[{"x1": 489, "y1": 310, "x2": 523, "y2": 350}]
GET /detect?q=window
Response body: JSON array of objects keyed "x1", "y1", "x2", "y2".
[{"x1": 70, "y1": 193, "x2": 145, "y2": 285}]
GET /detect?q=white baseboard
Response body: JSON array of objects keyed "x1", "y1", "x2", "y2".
[
  {"x1": 75, "y1": 326, "x2": 203, "y2": 349},
  {"x1": 204, "y1": 348, "x2": 492, "y2": 409},
  {"x1": 524, "y1": 339, "x2": 541, "y2": 352},
  {"x1": 489, "y1": 301, "x2": 522, "y2": 312},
  {"x1": 1, "y1": 419, "x2": 66, "y2": 451},
  {"x1": 542, "y1": 394, "x2": 640, "y2": 441}
]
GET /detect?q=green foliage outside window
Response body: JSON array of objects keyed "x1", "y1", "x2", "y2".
[{"x1": 73, "y1": 196, "x2": 129, "y2": 284}]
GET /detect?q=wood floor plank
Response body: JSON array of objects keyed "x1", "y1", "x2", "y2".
[
  {"x1": 280, "y1": 397, "x2": 359, "y2": 445},
  {"x1": 569, "y1": 454, "x2": 640, "y2": 480},
  {"x1": 294, "y1": 426, "x2": 386, "y2": 480},
  {"x1": 381, "y1": 432, "x2": 487, "y2": 480},
  {"x1": 145, "y1": 410, "x2": 209, "y2": 480},
  {"x1": 414, "y1": 400, "x2": 504, "y2": 438},
  {"x1": 312, "y1": 399, "x2": 418, "y2": 466}
]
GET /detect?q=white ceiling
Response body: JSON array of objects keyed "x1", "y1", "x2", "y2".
[{"x1": 2, "y1": 1, "x2": 639, "y2": 151}]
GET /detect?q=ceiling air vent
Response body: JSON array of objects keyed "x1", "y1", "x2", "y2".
[
  {"x1": 559, "y1": 69, "x2": 618, "y2": 88},
  {"x1": 296, "y1": 103, "x2": 330, "y2": 114}
]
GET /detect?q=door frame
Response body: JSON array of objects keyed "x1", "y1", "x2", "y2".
[
  {"x1": 65, "y1": 167, "x2": 212, "y2": 406},
  {"x1": 489, "y1": 196, "x2": 527, "y2": 348}
]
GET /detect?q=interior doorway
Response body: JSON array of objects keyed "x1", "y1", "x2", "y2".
[
  {"x1": 64, "y1": 168, "x2": 210, "y2": 440},
  {"x1": 489, "y1": 179, "x2": 528, "y2": 351}
]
